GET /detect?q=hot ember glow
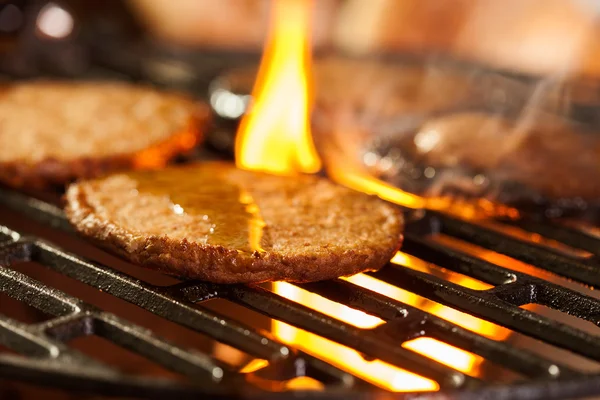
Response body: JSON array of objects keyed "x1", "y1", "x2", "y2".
[{"x1": 235, "y1": 0, "x2": 509, "y2": 392}]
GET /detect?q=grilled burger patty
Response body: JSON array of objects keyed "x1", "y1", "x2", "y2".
[
  {"x1": 307, "y1": 58, "x2": 599, "y2": 214},
  {"x1": 399, "y1": 112, "x2": 600, "y2": 201},
  {"x1": 65, "y1": 162, "x2": 403, "y2": 283},
  {"x1": 0, "y1": 81, "x2": 207, "y2": 189}
]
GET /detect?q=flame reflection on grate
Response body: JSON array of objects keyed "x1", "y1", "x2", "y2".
[{"x1": 273, "y1": 281, "x2": 439, "y2": 391}]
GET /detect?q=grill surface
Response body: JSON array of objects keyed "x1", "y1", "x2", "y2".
[
  {"x1": 3, "y1": 27, "x2": 600, "y2": 398},
  {"x1": 2, "y1": 186, "x2": 600, "y2": 399}
]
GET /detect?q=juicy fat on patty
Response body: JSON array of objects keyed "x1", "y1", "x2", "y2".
[{"x1": 65, "y1": 162, "x2": 403, "y2": 283}]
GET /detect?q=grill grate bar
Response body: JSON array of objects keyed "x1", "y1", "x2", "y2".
[
  {"x1": 91, "y1": 314, "x2": 228, "y2": 379},
  {"x1": 0, "y1": 226, "x2": 21, "y2": 243},
  {"x1": 0, "y1": 189, "x2": 70, "y2": 231},
  {"x1": 30, "y1": 239, "x2": 291, "y2": 362},
  {"x1": 298, "y1": 279, "x2": 577, "y2": 379},
  {"x1": 0, "y1": 354, "x2": 219, "y2": 399},
  {"x1": 222, "y1": 284, "x2": 475, "y2": 389},
  {"x1": 498, "y1": 217, "x2": 600, "y2": 257},
  {"x1": 0, "y1": 246, "x2": 231, "y2": 383},
  {"x1": 402, "y1": 235, "x2": 600, "y2": 324},
  {"x1": 0, "y1": 242, "x2": 80, "y2": 316},
  {"x1": 401, "y1": 234, "x2": 516, "y2": 286},
  {"x1": 0, "y1": 316, "x2": 61, "y2": 358},
  {"x1": 369, "y1": 265, "x2": 600, "y2": 361},
  {"x1": 428, "y1": 211, "x2": 600, "y2": 288}
]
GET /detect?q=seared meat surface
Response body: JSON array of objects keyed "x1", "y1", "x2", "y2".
[{"x1": 66, "y1": 162, "x2": 403, "y2": 283}]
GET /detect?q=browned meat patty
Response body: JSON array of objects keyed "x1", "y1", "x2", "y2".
[
  {"x1": 65, "y1": 162, "x2": 403, "y2": 283},
  {"x1": 0, "y1": 81, "x2": 208, "y2": 189},
  {"x1": 306, "y1": 58, "x2": 598, "y2": 215},
  {"x1": 403, "y1": 113, "x2": 600, "y2": 200},
  {"x1": 358, "y1": 111, "x2": 600, "y2": 214}
]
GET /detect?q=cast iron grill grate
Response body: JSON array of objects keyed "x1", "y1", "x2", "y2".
[
  {"x1": 2, "y1": 187, "x2": 600, "y2": 399},
  {"x1": 3, "y1": 30, "x2": 600, "y2": 397}
]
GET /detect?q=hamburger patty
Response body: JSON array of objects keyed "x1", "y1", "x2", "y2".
[
  {"x1": 403, "y1": 112, "x2": 600, "y2": 201},
  {"x1": 65, "y1": 162, "x2": 403, "y2": 283},
  {"x1": 0, "y1": 81, "x2": 208, "y2": 189},
  {"x1": 304, "y1": 58, "x2": 597, "y2": 214},
  {"x1": 360, "y1": 111, "x2": 600, "y2": 213}
]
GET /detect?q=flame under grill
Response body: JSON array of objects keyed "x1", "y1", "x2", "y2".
[{"x1": 2, "y1": 183, "x2": 600, "y2": 399}]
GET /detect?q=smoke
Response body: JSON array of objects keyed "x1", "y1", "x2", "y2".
[{"x1": 313, "y1": 0, "x2": 600, "y2": 213}]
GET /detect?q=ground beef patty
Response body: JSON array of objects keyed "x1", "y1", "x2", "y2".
[
  {"x1": 0, "y1": 81, "x2": 208, "y2": 189},
  {"x1": 307, "y1": 59, "x2": 599, "y2": 216},
  {"x1": 65, "y1": 162, "x2": 403, "y2": 283}
]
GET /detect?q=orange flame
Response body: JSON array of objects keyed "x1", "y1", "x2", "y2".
[
  {"x1": 235, "y1": 0, "x2": 320, "y2": 174},
  {"x1": 235, "y1": 0, "x2": 508, "y2": 392}
]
